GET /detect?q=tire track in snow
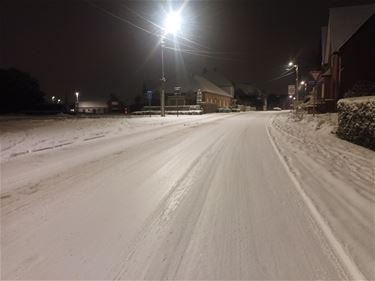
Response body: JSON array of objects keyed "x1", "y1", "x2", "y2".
[{"x1": 110, "y1": 133, "x2": 227, "y2": 279}]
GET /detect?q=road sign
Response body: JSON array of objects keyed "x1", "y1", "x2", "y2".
[
  {"x1": 308, "y1": 80, "x2": 317, "y2": 86},
  {"x1": 288, "y1": 85, "x2": 296, "y2": 96},
  {"x1": 174, "y1": 86, "x2": 181, "y2": 95},
  {"x1": 310, "y1": 70, "x2": 321, "y2": 81},
  {"x1": 146, "y1": 90, "x2": 152, "y2": 105}
]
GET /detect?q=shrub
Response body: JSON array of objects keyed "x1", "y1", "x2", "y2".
[{"x1": 337, "y1": 96, "x2": 375, "y2": 150}]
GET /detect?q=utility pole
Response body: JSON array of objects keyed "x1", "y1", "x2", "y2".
[
  {"x1": 160, "y1": 36, "x2": 166, "y2": 117},
  {"x1": 295, "y1": 64, "x2": 299, "y2": 104}
]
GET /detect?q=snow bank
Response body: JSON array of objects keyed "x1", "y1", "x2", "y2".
[
  {"x1": 337, "y1": 96, "x2": 375, "y2": 150},
  {"x1": 269, "y1": 112, "x2": 375, "y2": 280}
]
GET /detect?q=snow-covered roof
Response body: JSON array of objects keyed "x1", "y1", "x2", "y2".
[
  {"x1": 78, "y1": 101, "x2": 108, "y2": 108},
  {"x1": 324, "y1": 4, "x2": 375, "y2": 63},
  {"x1": 165, "y1": 74, "x2": 232, "y2": 97},
  {"x1": 236, "y1": 83, "x2": 262, "y2": 96},
  {"x1": 203, "y1": 70, "x2": 233, "y2": 87},
  {"x1": 194, "y1": 75, "x2": 232, "y2": 97}
]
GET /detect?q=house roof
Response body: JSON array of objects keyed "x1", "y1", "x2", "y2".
[
  {"x1": 321, "y1": 26, "x2": 328, "y2": 63},
  {"x1": 78, "y1": 101, "x2": 108, "y2": 108},
  {"x1": 194, "y1": 75, "x2": 232, "y2": 97},
  {"x1": 324, "y1": 4, "x2": 375, "y2": 63},
  {"x1": 203, "y1": 70, "x2": 233, "y2": 87},
  {"x1": 236, "y1": 83, "x2": 262, "y2": 96},
  {"x1": 165, "y1": 74, "x2": 232, "y2": 97}
]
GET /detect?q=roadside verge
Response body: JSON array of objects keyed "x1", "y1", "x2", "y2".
[{"x1": 267, "y1": 112, "x2": 372, "y2": 280}]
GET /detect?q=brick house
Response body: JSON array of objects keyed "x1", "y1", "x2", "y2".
[
  {"x1": 319, "y1": 4, "x2": 375, "y2": 110},
  {"x1": 165, "y1": 74, "x2": 233, "y2": 113}
]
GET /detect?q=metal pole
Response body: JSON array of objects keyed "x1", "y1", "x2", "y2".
[
  {"x1": 160, "y1": 36, "x2": 166, "y2": 117},
  {"x1": 313, "y1": 87, "x2": 316, "y2": 117},
  {"x1": 295, "y1": 64, "x2": 299, "y2": 103}
]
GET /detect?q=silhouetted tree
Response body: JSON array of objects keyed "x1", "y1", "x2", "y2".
[{"x1": 0, "y1": 68, "x2": 45, "y2": 113}]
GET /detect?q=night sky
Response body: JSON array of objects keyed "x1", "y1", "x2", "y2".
[{"x1": 1, "y1": 0, "x2": 374, "y2": 102}]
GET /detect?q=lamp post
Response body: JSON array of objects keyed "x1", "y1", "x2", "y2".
[
  {"x1": 160, "y1": 10, "x2": 182, "y2": 117},
  {"x1": 160, "y1": 37, "x2": 166, "y2": 117},
  {"x1": 300, "y1": 81, "x2": 306, "y2": 100},
  {"x1": 75, "y1": 91, "x2": 80, "y2": 113},
  {"x1": 288, "y1": 62, "x2": 299, "y2": 103}
]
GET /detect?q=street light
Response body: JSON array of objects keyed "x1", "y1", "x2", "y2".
[
  {"x1": 288, "y1": 61, "x2": 299, "y2": 104},
  {"x1": 163, "y1": 11, "x2": 182, "y2": 35},
  {"x1": 159, "y1": 10, "x2": 182, "y2": 117},
  {"x1": 75, "y1": 91, "x2": 80, "y2": 113},
  {"x1": 52, "y1": 96, "x2": 55, "y2": 103}
]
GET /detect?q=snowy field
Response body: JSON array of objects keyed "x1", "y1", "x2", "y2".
[
  {"x1": 269, "y1": 111, "x2": 375, "y2": 280},
  {"x1": 0, "y1": 112, "x2": 373, "y2": 279},
  {"x1": 0, "y1": 114, "x2": 227, "y2": 163}
]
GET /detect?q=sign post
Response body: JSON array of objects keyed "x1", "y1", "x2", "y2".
[
  {"x1": 146, "y1": 90, "x2": 152, "y2": 117},
  {"x1": 174, "y1": 86, "x2": 181, "y2": 117},
  {"x1": 288, "y1": 85, "x2": 296, "y2": 109},
  {"x1": 309, "y1": 71, "x2": 321, "y2": 117}
]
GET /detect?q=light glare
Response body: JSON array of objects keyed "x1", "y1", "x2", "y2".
[{"x1": 164, "y1": 11, "x2": 182, "y2": 35}]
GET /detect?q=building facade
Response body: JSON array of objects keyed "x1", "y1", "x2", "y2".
[
  {"x1": 320, "y1": 4, "x2": 375, "y2": 106},
  {"x1": 164, "y1": 74, "x2": 234, "y2": 113}
]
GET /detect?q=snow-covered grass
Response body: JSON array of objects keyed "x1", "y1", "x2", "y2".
[
  {"x1": 269, "y1": 112, "x2": 375, "y2": 280},
  {"x1": 0, "y1": 114, "x2": 228, "y2": 163}
]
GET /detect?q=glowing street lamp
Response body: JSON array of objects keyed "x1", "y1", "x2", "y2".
[
  {"x1": 163, "y1": 11, "x2": 182, "y2": 36},
  {"x1": 52, "y1": 96, "x2": 55, "y2": 103},
  {"x1": 288, "y1": 61, "x2": 299, "y2": 104},
  {"x1": 75, "y1": 91, "x2": 79, "y2": 103},
  {"x1": 159, "y1": 10, "x2": 183, "y2": 117}
]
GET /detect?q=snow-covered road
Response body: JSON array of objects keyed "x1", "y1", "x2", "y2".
[{"x1": 1, "y1": 113, "x2": 354, "y2": 279}]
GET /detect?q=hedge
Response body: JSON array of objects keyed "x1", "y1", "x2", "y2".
[{"x1": 337, "y1": 96, "x2": 375, "y2": 150}]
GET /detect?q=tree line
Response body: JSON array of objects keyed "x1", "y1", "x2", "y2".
[{"x1": 0, "y1": 68, "x2": 45, "y2": 114}]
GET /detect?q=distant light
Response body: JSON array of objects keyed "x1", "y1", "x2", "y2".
[
  {"x1": 75, "y1": 92, "x2": 79, "y2": 97},
  {"x1": 300, "y1": 81, "x2": 306, "y2": 85},
  {"x1": 289, "y1": 95, "x2": 293, "y2": 99},
  {"x1": 293, "y1": 97, "x2": 296, "y2": 100},
  {"x1": 163, "y1": 11, "x2": 182, "y2": 35},
  {"x1": 57, "y1": 99, "x2": 61, "y2": 103},
  {"x1": 288, "y1": 62, "x2": 294, "y2": 67},
  {"x1": 52, "y1": 96, "x2": 55, "y2": 101}
]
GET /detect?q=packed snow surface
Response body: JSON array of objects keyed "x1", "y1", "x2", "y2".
[{"x1": 0, "y1": 112, "x2": 371, "y2": 279}]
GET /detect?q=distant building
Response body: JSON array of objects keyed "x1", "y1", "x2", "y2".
[
  {"x1": 76, "y1": 101, "x2": 108, "y2": 114},
  {"x1": 107, "y1": 96, "x2": 126, "y2": 113},
  {"x1": 320, "y1": 4, "x2": 375, "y2": 109},
  {"x1": 202, "y1": 68, "x2": 235, "y2": 98},
  {"x1": 164, "y1": 73, "x2": 233, "y2": 113}
]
